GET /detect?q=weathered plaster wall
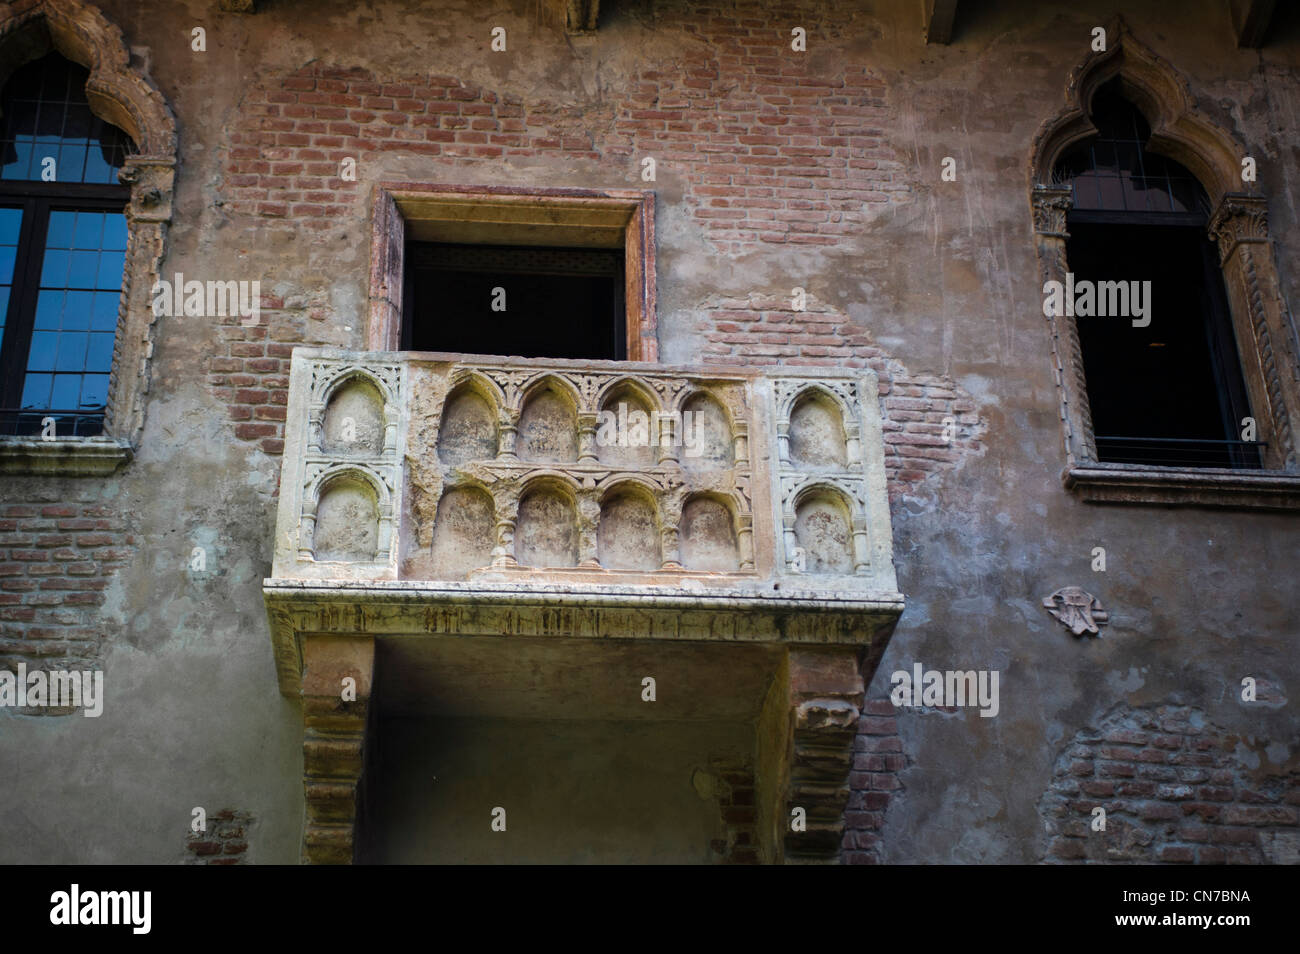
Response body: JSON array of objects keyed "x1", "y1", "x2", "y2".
[
  {"x1": 362, "y1": 717, "x2": 752, "y2": 864},
  {"x1": 1, "y1": 0, "x2": 1298, "y2": 863}
]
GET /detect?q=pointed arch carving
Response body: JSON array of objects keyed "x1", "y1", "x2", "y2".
[{"x1": 1027, "y1": 19, "x2": 1300, "y2": 507}]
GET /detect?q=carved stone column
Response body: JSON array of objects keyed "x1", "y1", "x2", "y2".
[
  {"x1": 782, "y1": 650, "x2": 864, "y2": 863},
  {"x1": 1208, "y1": 193, "x2": 1297, "y2": 469},
  {"x1": 577, "y1": 492, "x2": 601, "y2": 567},
  {"x1": 301, "y1": 635, "x2": 374, "y2": 864},
  {"x1": 1030, "y1": 185, "x2": 1097, "y2": 466},
  {"x1": 578, "y1": 412, "x2": 599, "y2": 464}
]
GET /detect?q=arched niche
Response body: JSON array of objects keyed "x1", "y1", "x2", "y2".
[
  {"x1": 430, "y1": 484, "x2": 495, "y2": 580},
  {"x1": 788, "y1": 389, "x2": 849, "y2": 469},
  {"x1": 437, "y1": 384, "x2": 499, "y2": 466},
  {"x1": 679, "y1": 494, "x2": 739, "y2": 573},
  {"x1": 322, "y1": 377, "x2": 385, "y2": 455},
  {"x1": 794, "y1": 487, "x2": 854, "y2": 575},
  {"x1": 313, "y1": 474, "x2": 380, "y2": 562},
  {"x1": 597, "y1": 484, "x2": 661, "y2": 571},
  {"x1": 597, "y1": 385, "x2": 656, "y2": 469},
  {"x1": 518, "y1": 381, "x2": 579, "y2": 464},
  {"x1": 514, "y1": 481, "x2": 578, "y2": 568},
  {"x1": 679, "y1": 391, "x2": 733, "y2": 471}
]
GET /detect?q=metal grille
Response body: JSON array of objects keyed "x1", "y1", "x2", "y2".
[
  {"x1": 1054, "y1": 87, "x2": 1209, "y2": 217},
  {"x1": 1094, "y1": 436, "x2": 1265, "y2": 469}
]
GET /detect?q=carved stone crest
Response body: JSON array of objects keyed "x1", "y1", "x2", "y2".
[{"x1": 1042, "y1": 586, "x2": 1109, "y2": 636}]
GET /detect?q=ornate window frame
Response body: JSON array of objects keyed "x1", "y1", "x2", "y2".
[
  {"x1": 0, "y1": 0, "x2": 177, "y2": 476},
  {"x1": 1029, "y1": 21, "x2": 1300, "y2": 509}
]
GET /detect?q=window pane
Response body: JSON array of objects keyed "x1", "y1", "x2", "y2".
[
  {"x1": 96, "y1": 250, "x2": 125, "y2": 289},
  {"x1": 21, "y1": 209, "x2": 126, "y2": 418},
  {"x1": 34, "y1": 290, "x2": 65, "y2": 330},
  {"x1": 79, "y1": 373, "x2": 109, "y2": 409},
  {"x1": 90, "y1": 291, "x2": 118, "y2": 331},
  {"x1": 72, "y1": 211, "x2": 104, "y2": 249},
  {"x1": 85, "y1": 332, "x2": 115, "y2": 373},
  {"x1": 27, "y1": 331, "x2": 57, "y2": 371},
  {"x1": 54, "y1": 332, "x2": 87, "y2": 371},
  {"x1": 0, "y1": 205, "x2": 18, "y2": 342},
  {"x1": 101, "y1": 214, "x2": 128, "y2": 252},
  {"x1": 40, "y1": 249, "x2": 68, "y2": 286},
  {"x1": 50, "y1": 373, "x2": 80, "y2": 410},
  {"x1": 67, "y1": 250, "x2": 98, "y2": 289},
  {"x1": 1053, "y1": 84, "x2": 1210, "y2": 219},
  {"x1": 63, "y1": 291, "x2": 94, "y2": 330},
  {"x1": 0, "y1": 53, "x2": 134, "y2": 183},
  {"x1": 45, "y1": 211, "x2": 75, "y2": 249},
  {"x1": 20, "y1": 373, "x2": 52, "y2": 409}
]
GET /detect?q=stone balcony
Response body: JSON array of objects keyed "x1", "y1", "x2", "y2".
[{"x1": 263, "y1": 347, "x2": 905, "y2": 863}]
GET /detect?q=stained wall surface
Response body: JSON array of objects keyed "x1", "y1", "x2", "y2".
[{"x1": 1, "y1": 0, "x2": 1298, "y2": 863}]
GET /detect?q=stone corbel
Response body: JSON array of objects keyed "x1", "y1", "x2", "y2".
[
  {"x1": 301, "y1": 635, "x2": 374, "y2": 865},
  {"x1": 783, "y1": 651, "x2": 863, "y2": 863},
  {"x1": 119, "y1": 157, "x2": 175, "y2": 225}
]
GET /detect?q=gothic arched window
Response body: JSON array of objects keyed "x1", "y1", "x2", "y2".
[
  {"x1": 1053, "y1": 82, "x2": 1258, "y2": 469},
  {"x1": 0, "y1": 52, "x2": 134, "y2": 437}
]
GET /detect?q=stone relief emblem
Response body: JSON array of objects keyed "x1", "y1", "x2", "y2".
[{"x1": 1042, "y1": 586, "x2": 1109, "y2": 636}]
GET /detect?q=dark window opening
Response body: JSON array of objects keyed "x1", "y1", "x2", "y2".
[
  {"x1": 0, "y1": 53, "x2": 134, "y2": 438},
  {"x1": 1056, "y1": 83, "x2": 1259, "y2": 469},
  {"x1": 402, "y1": 243, "x2": 626, "y2": 361}
]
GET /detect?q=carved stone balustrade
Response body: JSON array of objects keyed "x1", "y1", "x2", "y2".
[{"x1": 263, "y1": 348, "x2": 904, "y2": 863}]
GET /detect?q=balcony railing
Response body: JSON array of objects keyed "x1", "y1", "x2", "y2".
[{"x1": 265, "y1": 348, "x2": 903, "y2": 693}]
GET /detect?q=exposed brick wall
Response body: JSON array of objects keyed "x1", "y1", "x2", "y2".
[
  {"x1": 0, "y1": 488, "x2": 134, "y2": 690},
  {"x1": 224, "y1": 11, "x2": 902, "y2": 248},
  {"x1": 216, "y1": 5, "x2": 910, "y2": 452},
  {"x1": 842, "y1": 698, "x2": 905, "y2": 863},
  {"x1": 1041, "y1": 704, "x2": 1300, "y2": 864},
  {"x1": 186, "y1": 809, "x2": 254, "y2": 865},
  {"x1": 704, "y1": 759, "x2": 759, "y2": 864},
  {"x1": 699, "y1": 294, "x2": 984, "y2": 500}
]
